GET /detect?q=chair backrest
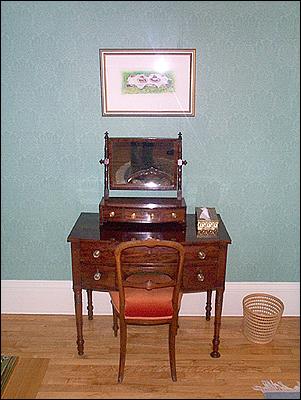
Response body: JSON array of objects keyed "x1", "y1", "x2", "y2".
[{"x1": 114, "y1": 239, "x2": 185, "y2": 320}]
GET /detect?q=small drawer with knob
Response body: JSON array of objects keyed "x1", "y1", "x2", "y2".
[
  {"x1": 80, "y1": 264, "x2": 116, "y2": 290},
  {"x1": 159, "y1": 208, "x2": 186, "y2": 224},
  {"x1": 102, "y1": 207, "x2": 123, "y2": 221},
  {"x1": 183, "y1": 265, "x2": 217, "y2": 291},
  {"x1": 184, "y1": 244, "x2": 220, "y2": 265},
  {"x1": 123, "y1": 209, "x2": 150, "y2": 222},
  {"x1": 80, "y1": 242, "x2": 115, "y2": 264}
]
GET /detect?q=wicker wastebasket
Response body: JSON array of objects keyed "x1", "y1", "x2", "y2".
[{"x1": 242, "y1": 293, "x2": 284, "y2": 344}]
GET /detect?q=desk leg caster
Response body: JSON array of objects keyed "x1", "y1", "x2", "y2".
[
  {"x1": 211, "y1": 336, "x2": 221, "y2": 358},
  {"x1": 210, "y1": 350, "x2": 221, "y2": 358}
]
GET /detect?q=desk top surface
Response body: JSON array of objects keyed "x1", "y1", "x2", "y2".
[{"x1": 67, "y1": 213, "x2": 231, "y2": 245}]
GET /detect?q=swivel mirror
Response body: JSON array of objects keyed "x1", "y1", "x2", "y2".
[{"x1": 99, "y1": 132, "x2": 187, "y2": 225}]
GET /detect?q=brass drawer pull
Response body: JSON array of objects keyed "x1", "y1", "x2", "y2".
[
  {"x1": 149, "y1": 213, "x2": 155, "y2": 220},
  {"x1": 94, "y1": 272, "x2": 102, "y2": 281},
  {"x1": 171, "y1": 212, "x2": 177, "y2": 219},
  {"x1": 197, "y1": 271, "x2": 205, "y2": 282},
  {"x1": 109, "y1": 211, "x2": 115, "y2": 218},
  {"x1": 198, "y1": 250, "x2": 206, "y2": 260},
  {"x1": 93, "y1": 250, "x2": 100, "y2": 258},
  {"x1": 131, "y1": 212, "x2": 136, "y2": 219}
]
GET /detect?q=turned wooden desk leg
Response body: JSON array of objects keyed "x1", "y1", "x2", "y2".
[
  {"x1": 111, "y1": 300, "x2": 119, "y2": 337},
  {"x1": 87, "y1": 289, "x2": 93, "y2": 320},
  {"x1": 205, "y1": 290, "x2": 212, "y2": 320},
  {"x1": 210, "y1": 287, "x2": 224, "y2": 358},
  {"x1": 74, "y1": 288, "x2": 84, "y2": 355}
]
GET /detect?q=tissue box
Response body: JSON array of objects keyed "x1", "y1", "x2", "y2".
[{"x1": 196, "y1": 207, "x2": 219, "y2": 234}]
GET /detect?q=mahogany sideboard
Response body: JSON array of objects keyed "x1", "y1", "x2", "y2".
[{"x1": 67, "y1": 212, "x2": 231, "y2": 358}]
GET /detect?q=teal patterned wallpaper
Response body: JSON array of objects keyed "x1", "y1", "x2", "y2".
[{"x1": 1, "y1": 1, "x2": 299, "y2": 281}]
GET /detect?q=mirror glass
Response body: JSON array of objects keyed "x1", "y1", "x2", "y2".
[{"x1": 108, "y1": 139, "x2": 179, "y2": 190}]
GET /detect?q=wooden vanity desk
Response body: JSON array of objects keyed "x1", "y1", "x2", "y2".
[
  {"x1": 68, "y1": 133, "x2": 231, "y2": 358},
  {"x1": 67, "y1": 212, "x2": 232, "y2": 358}
]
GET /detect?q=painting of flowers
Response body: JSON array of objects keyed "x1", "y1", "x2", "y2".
[{"x1": 122, "y1": 72, "x2": 175, "y2": 94}]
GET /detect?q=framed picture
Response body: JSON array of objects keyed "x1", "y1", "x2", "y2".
[{"x1": 99, "y1": 49, "x2": 196, "y2": 117}]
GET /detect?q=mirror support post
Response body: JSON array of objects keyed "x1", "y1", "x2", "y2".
[{"x1": 103, "y1": 131, "x2": 109, "y2": 199}]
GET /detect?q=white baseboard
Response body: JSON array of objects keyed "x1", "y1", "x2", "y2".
[{"x1": 1, "y1": 280, "x2": 300, "y2": 316}]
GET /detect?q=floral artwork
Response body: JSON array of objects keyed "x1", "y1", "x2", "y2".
[
  {"x1": 122, "y1": 72, "x2": 175, "y2": 94},
  {"x1": 99, "y1": 49, "x2": 196, "y2": 116}
]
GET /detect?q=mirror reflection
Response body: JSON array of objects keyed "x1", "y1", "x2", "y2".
[{"x1": 109, "y1": 140, "x2": 178, "y2": 189}]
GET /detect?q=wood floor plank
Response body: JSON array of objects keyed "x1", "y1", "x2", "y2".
[
  {"x1": 1, "y1": 315, "x2": 299, "y2": 399},
  {"x1": 1, "y1": 358, "x2": 49, "y2": 399}
]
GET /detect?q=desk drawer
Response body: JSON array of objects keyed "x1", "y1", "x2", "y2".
[
  {"x1": 120, "y1": 246, "x2": 178, "y2": 264},
  {"x1": 122, "y1": 208, "x2": 186, "y2": 224},
  {"x1": 81, "y1": 264, "x2": 116, "y2": 290},
  {"x1": 80, "y1": 242, "x2": 115, "y2": 264},
  {"x1": 101, "y1": 206, "x2": 186, "y2": 224},
  {"x1": 183, "y1": 264, "x2": 217, "y2": 291},
  {"x1": 102, "y1": 207, "x2": 123, "y2": 221},
  {"x1": 184, "y1": 244, "x2": 219, "y2": 265},
  {"x1": 80, "y1": 242, "x2": 179, "y2": 265}
]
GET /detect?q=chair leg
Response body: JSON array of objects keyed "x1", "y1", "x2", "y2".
[
  {"x1": 118, "y1": 320, "x2": 127, "y2": 383},
  {"x1": 111, "y1": 301, "x2": 119, "y2": 337},
  {"x1": 169, "y1": 322, "x2": 177, "y2": 382}
]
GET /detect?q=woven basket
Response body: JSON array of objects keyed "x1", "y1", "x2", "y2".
[{"x1": 242, "y1": 293, "x2": 284, "y2": 344}]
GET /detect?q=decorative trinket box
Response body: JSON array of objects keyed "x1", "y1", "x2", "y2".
[{"x1": 196, "y1": 207, "x2": 219, "y2": 236}]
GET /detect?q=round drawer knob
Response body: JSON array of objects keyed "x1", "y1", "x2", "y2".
[
  {"x1": 94, "y1": 272, "x2": 102, "y2": 281},
  {"x1": 197, "y1": 271, "x2": 205, "y2": 282},
  {"x1": 93, "y1": 250, "x2": 100, "y2": 258},
  {"x1": 171, "y1": 212, "x2": 177, "y2": 219},
  {"x1": 131, "y1": 212, "x2": 136, "y2": 219},
  {"x1": 198, "y1": 250, "x2": 206, "y2": 260},
  {"x1": 109, "y1": 211, "x2": 115, "y2": 218}
]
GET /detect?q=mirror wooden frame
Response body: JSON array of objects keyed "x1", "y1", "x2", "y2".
[{"x1": 100, "y1": 132, "x2": 187, "y2": 200}]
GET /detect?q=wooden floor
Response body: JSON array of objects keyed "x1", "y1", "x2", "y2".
[{"x1": 1, "y1": 314, "x2": 300, "y2": 399}]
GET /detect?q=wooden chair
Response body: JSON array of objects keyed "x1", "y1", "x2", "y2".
[{"x1": 109, "y1": 239, "x2": 185, "y2": 383}]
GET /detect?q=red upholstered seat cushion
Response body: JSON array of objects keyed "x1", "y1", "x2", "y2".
[{"x1": 110, "y1": 288, "x2": 182, "y2": 319}]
